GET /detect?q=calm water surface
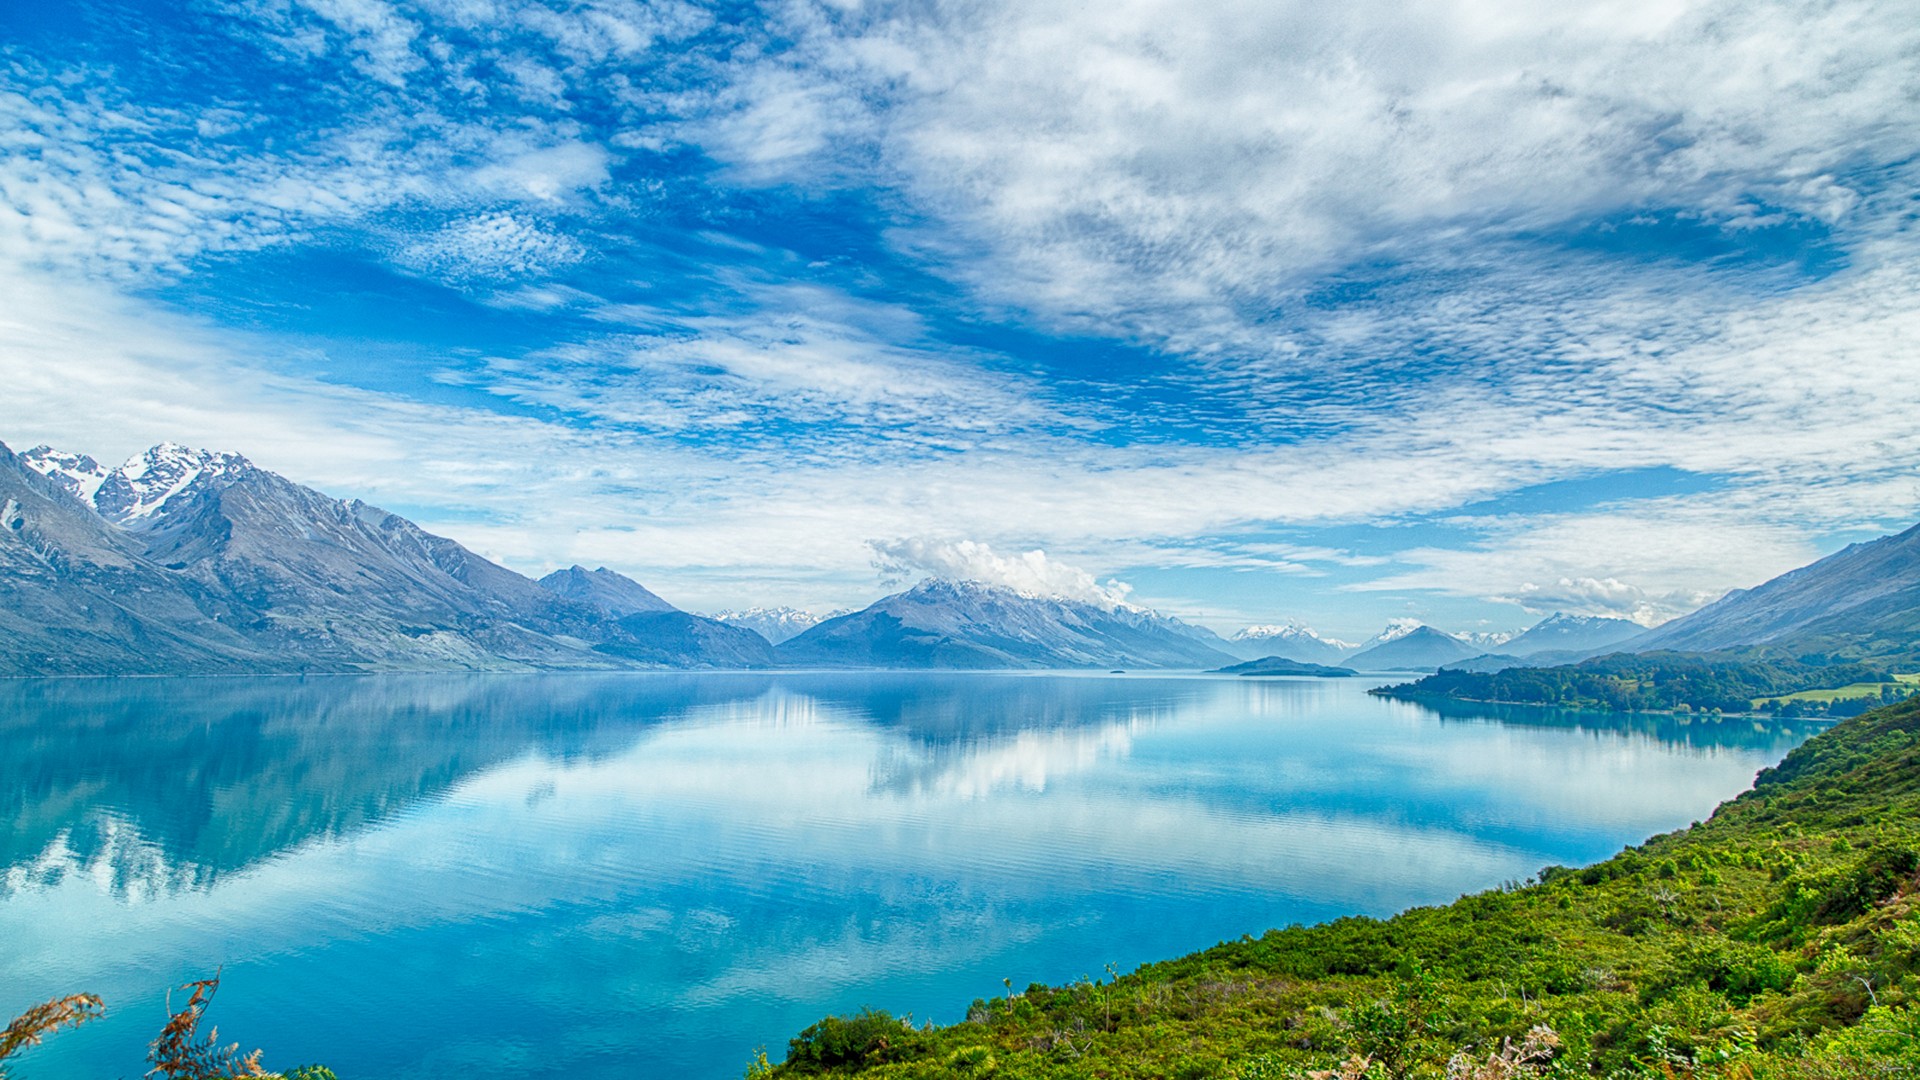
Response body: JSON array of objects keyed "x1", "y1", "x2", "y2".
[{"x1": 1, "y1": 673, "x2": 1819, "y2": 1078}]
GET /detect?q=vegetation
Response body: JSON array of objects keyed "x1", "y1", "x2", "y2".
[
  {"x1": 1755, "y1": 675, "x2": 1920, "y2": 718},
  {"x1": 0, "y1": 973, "x2": 333, "y2": 1080},
  {"x1": 754, "y1": 695, "x2": 1920, "y2": 1079},
  {"x1": 1377, "y1": 652, "x2": 1894, "y2": 715}
]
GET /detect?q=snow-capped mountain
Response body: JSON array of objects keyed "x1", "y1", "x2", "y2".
[
  {"x1": 1502, "y1": 612, "x2": 1643, "y2": 657},
  {"x1": 707, "y1": 606, "x2": 829, "y2": 645},
  {"x1": 1228, "y1": 623, "x2": 1356, "y2": 665},
  {"x1": 2, "y1": 440, "x2": 770, "y2": 674},
  {"x1": 18, "y1": 445, "x2": 112, "y2": 503},
  {"x1": 1461, "y1": 629, "x2": 1516, "y2": 650},
  {"x1": 1346, "y1": 624, "x2": 1479, "y2": 671},
  {"x1": 778, "y1": 578, "x2": 1237, "y2": 670},
  {"x1": 93, "y1": 443, "x2": 252, "y2": 527}
]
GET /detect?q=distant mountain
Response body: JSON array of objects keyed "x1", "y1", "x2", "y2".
[
  {"x1": 1212, "y1": 655, "x2": 1357, "y2": 677},
  {"x1": 777, "y1": 579, "x2": 1238, "y2": 670},
  {"x1": 1442, "y1": 647, "x2": 1596, "y2": 674},
  {"x1": 1504, "y1": 612, "x2": 1644, "y2": 657},
  {"x1": 707, "y1": 606, "x2": 829, "y2": 645},
  {"x1": 6, "y1": 440, "x2": 764, "y2": 674},
  {"x1": 538, "y1": 565, "x2": 677, "y2": 617},
  {"x1": 1228, "y1": 623, "x2": 1355, "y2": 664},
  {"x1": 1346, "y1": 625, "x2": 1480, "y2": 671},
  {"x1": 1461, "y1": 629, "x2": 1516, "y2": 650},
  {"x1": 536, "y1": 565, "x2": 774, "y2": 666},
  {"x1": 1624, "y1": 523, "x2": 1920, "y2": 660}
]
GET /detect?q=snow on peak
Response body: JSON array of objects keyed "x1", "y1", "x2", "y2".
[
  {"x1": 1237, "y1": 623, "x2": 1352, "y2": 646},
  {"x1": 19, "y1": 445, "x2": 112, "y2": 503},
  {"x1": 1370, "y1": 617, "x2": 1429, "y2": 645},
  {"x1": 906, "y1": 576, "x2": 1147, "y2": 615},
  {"x1": 94, "y1": 443, "x2": 252, "y2": 524},
  {"x1": 707, "y1": 606, "x2": 831, "y2": 645}
]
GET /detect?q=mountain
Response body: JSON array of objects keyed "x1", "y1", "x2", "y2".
[
  {"x1": 1623, "y1": 522, "x2": 1920, "y2": 660},
  {"x1": 7, "y1": 440, "x2": 762, "y2": 674},
  {"x1": 707, "y1": 606, "x2": 829, "y2": 645},
  {"x1": 1503, "y1": 612, "x2": 1644, "y2": 657},
  {"x1": 1346, "y1": 625, "x2": 1480, "y2": 671},
  {"x1": 536, "y1": 566, "x2": 775, "y2": 667},
  {"x1": 1461, "y1": 629, "x2": 1516, "y2": 650},
  {"x1": 1441, "y1": 647, "x2": 1596, "y2": 674},
  {"x1": 1212, "y1": 655, "x2": 1357, "y2": 677},
  {"x1": 1227, "y1": 623, "x2": 1355, "y2": 664},
  {"x1": 537, "y1": 565, "x2": 677, "y2": 617},
  {"x1": 776, "y1": 579, "x2": 1238, "y2": 670},
  {"x1": 1, "y1": 443, "x2": 276, "y2": 674}
]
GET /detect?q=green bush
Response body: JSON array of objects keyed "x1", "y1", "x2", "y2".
[{"x1": 785, "y1": 1009, "x2": 921, "y2": 1073}]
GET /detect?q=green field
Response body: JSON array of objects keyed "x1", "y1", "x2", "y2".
[{"x1": 1754, "y1": 672, "x2": 1920, "y2": 708}]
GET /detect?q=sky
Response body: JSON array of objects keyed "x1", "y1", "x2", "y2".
[{"x1": 3, "y1": 0, "x2": 1919, "y2": 640}]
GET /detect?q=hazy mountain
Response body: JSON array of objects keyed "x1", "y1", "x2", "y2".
[
  {"x1": 1623, "y1": 522, "x2": 1920, "y2": 660},
  {"x1": 1504, "y1": 612, "x2": 1644, "y2": 657},
  {"x1": 777, "y1": 579, "x2": 1238, "y2": 670},
  {"x1": 6, "y1": 440, "x2": 765, "y2": 673},
  {"x1": 537, "y1": 565, "x2": 678, "y2": 617},
  {"x1": 1461, "y1": 629, "x2": 1516, "y2": 650},
  {"x1": 536, "y1": 565, "x2": 775, "y2": 667},
  {"x1": 1346, "y1": 625, "x2": 1480, "y2": 671},
  {"x1": 1440, "y1": 648, "x2": 1595, "y2": 674},
  {"x1": 1228, "y1": 623, "x2": 1355, "y2": 664},
  {"x1": 707, "y1": 606, "x2": 829, "y2": 645}
]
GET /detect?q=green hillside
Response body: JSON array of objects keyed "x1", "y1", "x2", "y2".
[
  {"x1": 1378, "y1": 652, "x2": 1902, "y2": 716},
  {"x1": 752, "y1": 697, "x2": 1920, "y2": 1079}
]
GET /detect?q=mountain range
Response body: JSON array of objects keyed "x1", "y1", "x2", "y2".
[
  {"x1": 1, "y1": 442, "x2": 1237, "y2": 675},
  {"x1": 3, "y1": 442, "x2": 767, "y2": 674},
  {"x1": 10, "y1": 439, "x2": 1919, "y2": 677},
  {"x1": 1228, "y1": 624, "x2": 1355, "y2": 665}
]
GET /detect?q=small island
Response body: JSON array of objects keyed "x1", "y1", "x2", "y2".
[{"x1": 1211, "y1": 655, "x2": 1358, "y2": 677}]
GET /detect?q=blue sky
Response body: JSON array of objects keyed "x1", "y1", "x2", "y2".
[{"x1": 4, "y1": 0, "x2": 1919, "y2": 639}]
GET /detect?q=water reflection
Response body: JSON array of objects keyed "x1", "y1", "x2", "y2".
[{"x1": 0, "y1": 673, "x2": 1821, "y2": 1080}]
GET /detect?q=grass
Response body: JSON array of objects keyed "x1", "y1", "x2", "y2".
[
  {"x1": 1755, "y1": 674, "x2": 1920, "y2": 708},
  {"x1": 755, "y1": 695, "x2": 1920, "y2": 1079}
]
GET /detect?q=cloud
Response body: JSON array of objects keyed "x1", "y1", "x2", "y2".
[
  {"x1": 705, "y1": 0, "x2": 1920, "y2": 355},
  {"x1": 395, "y1": 211, "x2": 587, "y2": 279},
  {"x1": 867, "y1": 538, "x2": 1134, "y2": 609},
  {"x1": 1498, "y1": 578, "x2": 1711, "y2": 627}
]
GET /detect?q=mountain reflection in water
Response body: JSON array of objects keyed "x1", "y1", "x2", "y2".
[{"x1": 0, "y1": 673, "x2": 1821, "y2": 1080}]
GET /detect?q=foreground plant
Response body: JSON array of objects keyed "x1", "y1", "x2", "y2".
[
  {"x1": 1, "y1": 975, "x2": 332, "y2": 1080},
  {"x1": 0, "y1": 993, "x2": 104, "y2": 1078}
]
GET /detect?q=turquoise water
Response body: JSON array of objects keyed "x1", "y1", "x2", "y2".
[{"x1": 0, "y1": 673, "x2": 1818, "y2": 1079}]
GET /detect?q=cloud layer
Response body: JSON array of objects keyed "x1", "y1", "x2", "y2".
[{"x1": 3, "y1": 0, "x2": 1919, "y2": 634}]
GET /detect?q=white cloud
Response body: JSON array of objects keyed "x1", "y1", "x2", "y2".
[
  {"x1": 706, "y1": 0, "x2": 1920, "y2": 354},
  {"x1": 867, "y1": 539, "x2": 1134, "y2": 609},
  {"x1": 396, "y1": 211, "x2": 587, "y2": 279}
]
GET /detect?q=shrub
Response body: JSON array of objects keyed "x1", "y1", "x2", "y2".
[{"x1": 785, "y1": 1009, "x2": 921, "y2": 1072}]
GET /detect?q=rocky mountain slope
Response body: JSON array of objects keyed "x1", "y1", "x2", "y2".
[
  {"x1": 1623, "y1": 522, "x2": 1920, "y2": 660},
  {"x1": 5, "y1": 441, "x2": 759, "y2": 674}
]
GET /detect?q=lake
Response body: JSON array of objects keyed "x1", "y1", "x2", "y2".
[{"x1": 0, "y1": 672, "x2": 1819, "y2": 1079}]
